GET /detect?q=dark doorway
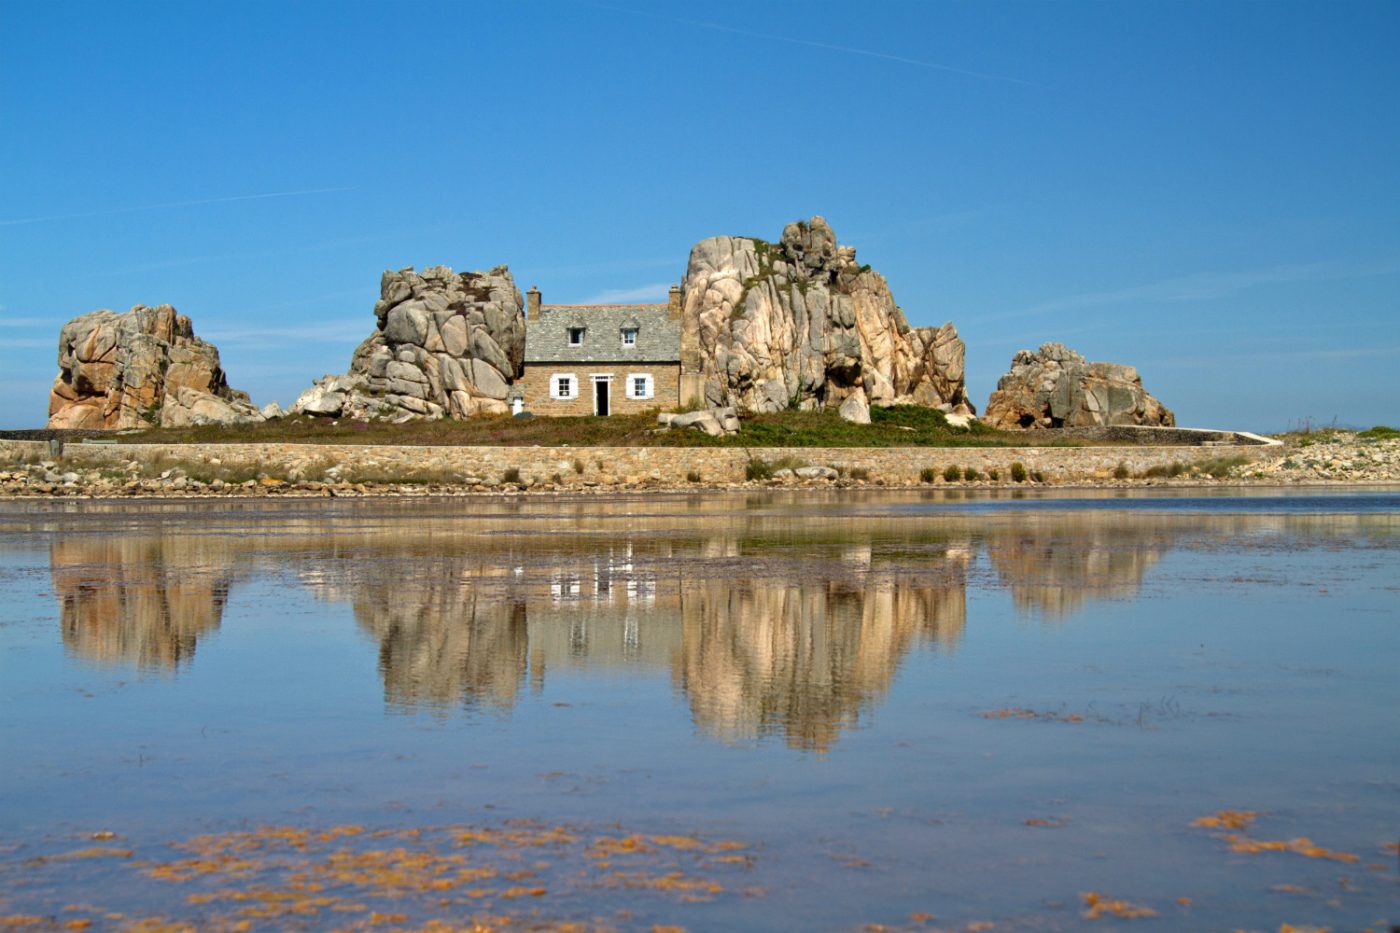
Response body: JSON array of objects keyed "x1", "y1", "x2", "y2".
[{"x1": 594, "y1": 378, "x2": 610, "y2": 416}]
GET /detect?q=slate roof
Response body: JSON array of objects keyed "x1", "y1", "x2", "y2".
[{"x1": 524, "y1": 304, "x2": 680, "y2": 363}]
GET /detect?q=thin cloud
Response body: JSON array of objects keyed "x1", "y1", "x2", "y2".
[
  {"x1": 0, "y1": 186, "x2": 357, "y2": 228},
  {"x1": 525, "y1": 257, "x2": 677, "y2": 278},
  {"x1": 1, "y1": 337, "x2": 54, "y2": 349},
  {"x1": 583, "y1": 2, "x2": 1038, "y2": 87},
  {"x1": 201, "y1": 320, "x2": 372, "y2": 347},
  {"x1": 0, "y1": 316, "x2": 52, "y2": 328},
  {"x1": 572, "y1": 283, "x2": 673, "y2": 304},
  {"x1": 80, "y1": 224, "x2": 460, "y2": 281},
  {"x1": 983, "y1": 258, "x2": 1400, "y2": 323},
  {"x1": 228, "y1": 288, "x2": 366, "y2": 315},
  {"x1": 1137, "y1": 344, "x2": 1400, "y2": 369},
  {"x1": 853, "y1": 206, "x2": 1004, "y2": 242}
]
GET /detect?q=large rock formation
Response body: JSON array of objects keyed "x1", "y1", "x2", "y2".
[
  {"x1": 291, "y1": 265, "x2": 525, "y2": 420},
  {"x1": 982, "y1": 342, "x2": 1175, "y2": 430},
  {"x1": 47, "y1": 304, "x2": 261, "y2": 429},
  {"x1": 679, "y1": 216, "x2": 970, "y2": 416}
]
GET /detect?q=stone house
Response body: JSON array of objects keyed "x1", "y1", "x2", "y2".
[{"x1": 512, "y1": 285, "x2": 691, "y2": 416}]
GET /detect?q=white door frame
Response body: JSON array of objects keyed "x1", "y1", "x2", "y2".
[{"x1": 591, "y1": 374, "x2": 613, "y2": 416}]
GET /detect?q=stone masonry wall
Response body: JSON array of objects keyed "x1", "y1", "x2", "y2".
[
  {"x1": 0, "y1": 438, "x2": 1281, "y2": 486},
  {"x1": 516, "y1": 364, "x2": 681, "y2": 417}
]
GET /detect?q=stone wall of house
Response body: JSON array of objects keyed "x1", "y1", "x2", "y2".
[
  {"x1": 516, "y1": 364, "x2": 681, "y2": 417},
  {"x1": 1, "y1": 438, "x2": 1281, "y2": 487}
]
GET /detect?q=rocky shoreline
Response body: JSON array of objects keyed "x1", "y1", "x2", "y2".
[
  {"x1": 1, "y1": 431, "x2": 1393, "y2": 499},
  {"x1": 0, "y1": 474, "x2": 1392, "y2": 501}
]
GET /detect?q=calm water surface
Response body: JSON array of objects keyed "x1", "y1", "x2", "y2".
[{"x1": 0, "y1": 489, "x2": 1396, "y2": 931}]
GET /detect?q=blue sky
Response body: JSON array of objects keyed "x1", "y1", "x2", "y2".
[{"x1": 2, "y1": 0, "x2": 1396, "y2": 430}]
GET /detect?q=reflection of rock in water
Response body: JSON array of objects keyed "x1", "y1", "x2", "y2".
[
  {"x1": 51, "y1": 539, "x2": 229, "y2": 670},
  {"x1": 340, "y1": 544, "x2": 967, "y2": 750},
  {"x1": 320, "y1": 534, "x2": 970, "y2": 747},
  {"x1": 351, "y1": 576, "x2": 530, "y2": 713},
  {"x1": 36, "y1": 501, "x2": 1387, "y2": 748},
  {"x1": 983, "y1": 515, "x2": 1170, "y2": 620},
  {"x1": 675, "y1": 566, "x2": 967, "y2": 752}
]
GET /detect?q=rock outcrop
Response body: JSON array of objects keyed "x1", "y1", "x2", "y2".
[
  {"x1": 47, "y1": 304, "x2": 261, "y2": 429},
  {"x1": 290, "y1": 265, "x2": 525, "y2": 420},
  {"x1": 679, "y1": 216, "x2": 970, "y2": 416},
  {"x1": 982, "y1": 343, "x2": 1175, "y2": 430},
  {"x1": 657, "y1": 406, "x2": 741, "y2": 437}
]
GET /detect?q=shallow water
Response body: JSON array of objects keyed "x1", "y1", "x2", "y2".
[{"x1": 0, "y1": 489, "x2": 1396, "y2": 931}]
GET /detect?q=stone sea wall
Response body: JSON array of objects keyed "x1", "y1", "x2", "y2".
[{"x1": 0, "y1": 439, "x2": 1281, "y2": 487}]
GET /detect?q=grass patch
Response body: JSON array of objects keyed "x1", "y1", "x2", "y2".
[
  {"x1": 2, "y1": 451, "x2": 44, "y2": 467},
  {"x1": 1009, "y1": 462, "x2": 1028, "y2": 483},
  {"x1": 919, "y1": 466, "x2": 936, "y2": 484},
  {"x1": 337, "y1": 465, "x2": 467, "y2": 485},
  {"x1": 1191, "y1": 455, "x2": 1250, "y2": 478},
  {"x1": 942, "y1": 464, "x2": 961, "y2": 482},
  {"x1": 744, "y1": 458, "x2": 773, "y2": 481},
  {"x1": 106, "y1": 406, "x2": 1125, "y2": 450},
  {"x1": 181, "y1": 462, "x2": 266, "y2": 485},
  {"x1": 126, "y1": 456, "x2": 476, "y2": 487},
  {"x1": 745, "y1": 454, "x2": 808, "y2": 480},
  {"x1": 1274, "y1": 426, "x2": 1350, "y2": 445},
  {"x1": 1358, "y1": 425, "x2": 1399, "y2": 440},
  {"x1": 1142, "y1": 462, "x2": 1186, "y2": 479}
]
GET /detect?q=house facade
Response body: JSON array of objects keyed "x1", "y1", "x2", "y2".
[{"x1": 513, "y1": 285, "x2": 687, "y2": 416}]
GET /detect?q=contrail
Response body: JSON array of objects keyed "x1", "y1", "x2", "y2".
[
  {"x1": 580, "y1": 1, "x2": 1038, "y2": 87},
  {"x1": 0, "y1": 186, "x2": 357, "y2": 228},
  {"x1": 979, "y1": 257, "x2": 1400, "y2": 323}
]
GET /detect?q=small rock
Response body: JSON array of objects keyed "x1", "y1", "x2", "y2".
[
  {"x1": 838, "y1": 393, "x2": 871, "y2": 424},
  {"x1": 944, "y1": 412, "x2": 974, "y2": 429}
]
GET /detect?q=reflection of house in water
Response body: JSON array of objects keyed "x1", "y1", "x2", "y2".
[
  {"x1": 340, "y1": 543, "x2": 969, "y2": 752},
  {"x1": 46, "y1": 507, "x2": 1235, "y2": 750},
  {"x1": 538, "y1": 553, "x2": 670, "y2": 668},
  {"x1": 45, "y1": 528, "x2": 971, "y2": 749},
  {"x1": 50, "y1": 539, "x2": 231, "y2": 670}
]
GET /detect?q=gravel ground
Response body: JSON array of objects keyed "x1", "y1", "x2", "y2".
[{"x1": 1250, "y1": 430, "x2": 1400, "y2": 483}]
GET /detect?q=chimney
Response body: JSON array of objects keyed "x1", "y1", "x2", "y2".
[
  {"x1": 527, "y1": 285, "x2": 541, "y2": 321},
  {"x1": 667, "y1": 283, "x2": 682, "y2": 320}
]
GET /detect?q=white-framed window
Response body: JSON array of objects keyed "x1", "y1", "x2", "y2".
[
  {"x1": 567, "y1": 327, "x2": 585, "y2": 346},
  {"x1": 625, "y1": 372, "x2": 653, "y2": 400},
  {"x1": 621, "y1": 327, "x2": 638, "y2": 348},
  {"x1": 551, "y1": 373, "x2": 579, "y2": 400}
]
